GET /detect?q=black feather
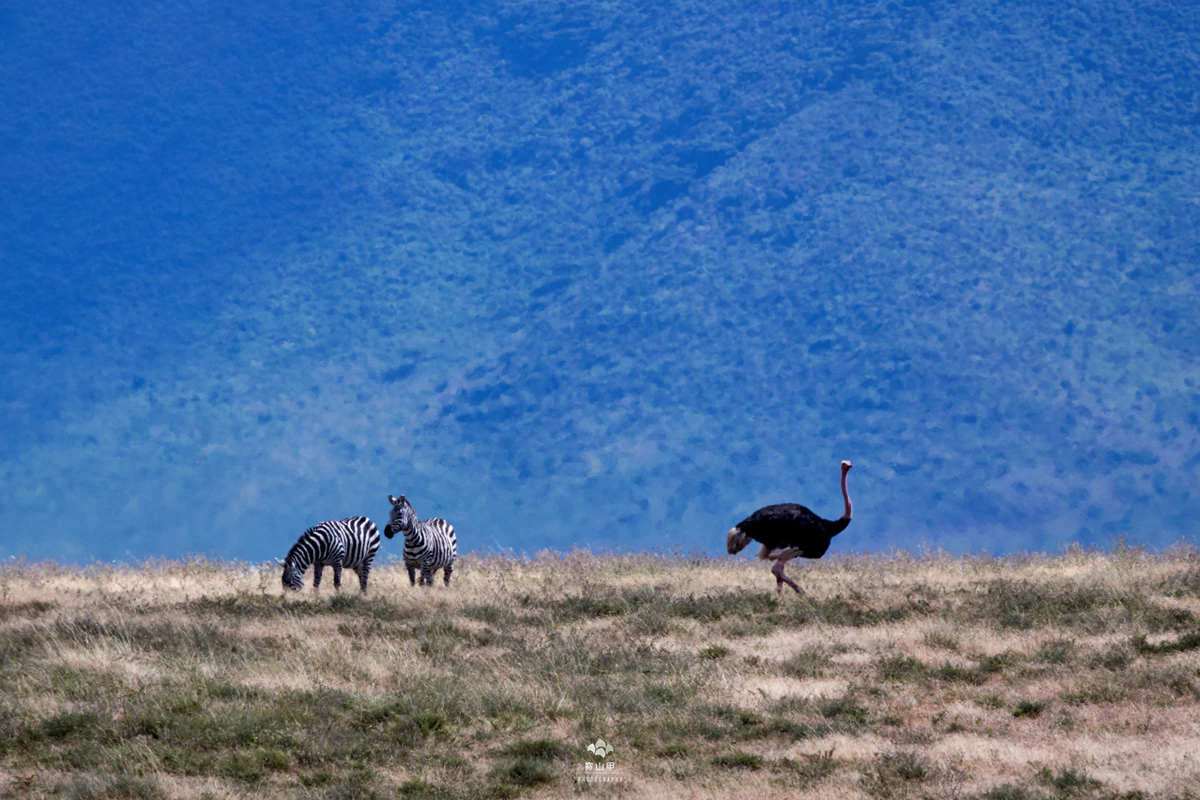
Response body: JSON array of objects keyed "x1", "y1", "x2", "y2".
[{"x1": 734, "y1": 503, "x2": 848, "y2": 560}]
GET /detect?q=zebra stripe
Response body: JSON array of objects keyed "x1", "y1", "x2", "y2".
[
  {"x1": 282, "y1": 516, "x2": 380, "y2": 593},
  {"x1": 384, "y1": 494, "x2": 457, "y2": 587}
]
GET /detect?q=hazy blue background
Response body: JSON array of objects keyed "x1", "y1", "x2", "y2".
[{"x1": 2, "y1": 0, "x2": 1198, "y2": 563}]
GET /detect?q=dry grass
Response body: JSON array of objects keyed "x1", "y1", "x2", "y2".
[{"x1": 1, "y1": 545, "x2": 1199, "y2": 799}]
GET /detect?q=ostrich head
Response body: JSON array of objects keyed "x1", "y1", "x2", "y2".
[{"x1": 727, "y1": 526, "x2": 753, "y2": 554}]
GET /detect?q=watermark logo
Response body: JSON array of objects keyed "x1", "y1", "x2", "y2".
[
  {"x1": 576, "y1": 737, "x2": 628, "y2": 784},
  {"x1": 587, "y1": 739, "x2": 614, "y2": 760}
]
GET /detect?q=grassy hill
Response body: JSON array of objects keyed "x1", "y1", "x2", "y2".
[
  {"x1": 1, "y1": 0, "x2": 1199, "y2": 560},
  {"x1": 1, "y1": 549, "x2": 1198, "y2": 798}
]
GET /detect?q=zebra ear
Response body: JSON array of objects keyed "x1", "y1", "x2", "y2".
[{"x1": 388, "y1": 494, "x2": 397, "y2": 504}]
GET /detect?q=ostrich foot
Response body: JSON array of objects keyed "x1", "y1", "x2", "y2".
[
  {"x1": 782, "y1": 578, "x2": 806, "y2": 595},
  {"x1": 771, "y1": 561, "x2": 806, "y2": 595}
]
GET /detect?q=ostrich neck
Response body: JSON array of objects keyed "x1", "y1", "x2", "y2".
[{"x1": 840, "y1": 471, "x2": 852, "y2": 520}]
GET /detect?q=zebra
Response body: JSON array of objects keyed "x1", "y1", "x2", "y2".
[
  {"x1": 384, "y1": 494, "x2": 457, "y2": 587},
  {"x1": 281, "y1": 517, "x2": 380, "y2": 593}
]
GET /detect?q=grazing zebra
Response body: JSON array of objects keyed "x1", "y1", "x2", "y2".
[
  {"x1": 281, "y1": 517, "x2": 380, "y2": 593},
  {"x1": 384, "y1": 494, "x2": 457, "y2": 587}
]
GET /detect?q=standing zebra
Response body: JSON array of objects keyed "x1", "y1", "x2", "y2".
[
  {"x1": 384, "y1": 494, "x2": 457, "y2": 587},
  {"x1": 281, "y1": 517, "x2": 380, "y2": 593}
]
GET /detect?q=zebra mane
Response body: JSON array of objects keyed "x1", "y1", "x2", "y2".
[{"x1": 284, "y1": 527, "x2": 320, "y2": 570}]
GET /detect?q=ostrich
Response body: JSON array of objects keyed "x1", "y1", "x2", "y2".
[{"x1": 726, "y1": 460, "x2": 852, "y2": 595}]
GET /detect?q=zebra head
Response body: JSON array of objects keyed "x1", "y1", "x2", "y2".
[
  {"x1": 281, "y1": 556, "x2": 305, "y2": 591},
  {"x1": 384, "y1": 494, "x2": 418, "y2": 539}
]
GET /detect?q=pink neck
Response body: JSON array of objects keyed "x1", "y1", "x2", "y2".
[{"x1": 840, "y1": 469, "x2": 852, "y2": 520}]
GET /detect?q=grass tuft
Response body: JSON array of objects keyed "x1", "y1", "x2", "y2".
[
  {"x1": 781, "y1": 645, "x2": 830, "y2": 678},
  {"x1": 772, "y1": 748, "x2": 837, "y2": 783},
  {"x1": 1035, "y1": 765, "x2": 1101, "y2": 793},
  {"x1": 934, "y1": 663, "x2": 989, "y2": 685},
  {"x1": 57, "y1": 774, "x2": 165, "y2": 800},
  {"x1": 818, "y1": 696, "x2": 868, "y2": 726},
  {"x1": 1132, "y1": 631, "x2": 1200, "y2": 656},
  {"x1": 1012, "y1": 699, "x2": 1047, "y2": 719},
  {"x1": 491, "y1": 756, "x2": 556, "y2": 787},
  {"x1": 504, "y1": 738, "x2": 570, "y2": 761},
  {"x1": 1036, "y1": 639, "x2": 1077, "y2": 665},
  {"x1": 879, "y1": 655, "x2": 928, "y2": 682},
  {"x1": 711, "y1": 748, "x2": 764, "y2": 770},
  {"x1": 880, "y1": 749, "x2": 932, "y2": 781},
  {"x1": 699, "y1": 644, "x2": 731, "y2": 660},
  {"x1": 977, "y1": 785, "x2": 1045, "y2": 800}
]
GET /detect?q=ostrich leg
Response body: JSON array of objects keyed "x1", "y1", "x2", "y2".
[{"x1": 771, "y1": 559, "x2": 805, "y2": 595}]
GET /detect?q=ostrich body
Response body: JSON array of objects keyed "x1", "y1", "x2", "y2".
[{"x1": 726, "y1": 460, "x2": 853, "y2": 595}]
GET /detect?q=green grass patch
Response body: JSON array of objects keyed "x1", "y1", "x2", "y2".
[
  {"x1": 1137, "y1": 604, "x2": 1197, "y2": 633},
  {"x1": 554, "y1": 595, "x2": 626, "y2": 619},
  {"x1": 642, "y1": 680, "x2": 697, "y2": 708},
  {"x1": 1088, "y1": 643, "x2": 1134, "y2": 671},
  {"x1": 925, "y1": 631, "x2": 961, "y2": 651},
  {"x1": 977, "y1": 785, "x2": 1046, "y2": 800},
  {"x1": 0, "y1": 600, "x2": 56, "y2": 620},
  {"x1": 490, "y1": 756, "x2": 556, "y2": 788},
  {"x1": 772, "y1": 748, "x2": 838, "y2": 783},
  {"x1": 1035, "y1": 765, "x2": 1101, "y2": 793},
  {"x1": 399, "y1": 777, "x2": 462, "y2": 799},
  {"x1": 933, "y1": 663, "x2": 989, "y2": 685},
  {"x1": 461, "y1": 603, "x2": 517, "y2": 627},
  {"x1": 504, "y1": 738, "x2": 569, "y2": 760},
  {"x1": 218, "y1": 748, "x2": 290, "y2": 783},
  {"x1": 971, "y1": 579, "x2": 1145, "y2": 631},
  {"x1": 775, "y1": 595, "x2": 917, "y2": 627},
  {"x1": 781, "y1": 646, "x2": 829, "y2": 678},
  {"x1": 1132, "y1": 631, "x2": 1200, "y2": 656},
  {"x1": 979, "y1": 693, "x2": 1007, "y2": 709},
  {"x1": 1012, "y1": 699, "x2": 1047, "y2": 719},
  {"x1": 720, "y1": 616, "x2": 776, "y2": 637},
  {"x1": 1162, "y1": 566, "x2": 1200, "y2": 598},
  {"x1": 40, "y1": 711, "x2": 100, "y2": 741},
  {"x1": 670, "y1": 590, "x2": 778, "y2": 621},
  {"x1": 186, "y1": 593, "x2": 316, "y2": 619},
  {"x1": 1036, "y1": 639, "x2": 1077, "y2": 665},
  {"x1": 56, "y1": 774, "x2": 165, "y2": 800},
  {"x1": 878, "y1": 749, "x2": 932, "y2": 781},
  {"x1": 699, "y1": 644, "x2": 731, "y2": 660},
  {"x1": 977, "y1": 652, "x2": 1016, "y2": 675},
  {"x1": 818, "y1": 696, "x2": 868, "y2": 726},
  {"x1": 711, "y1": 748, "x2": 764, "y2": 770},
  {"x1": 879, "y1": 655, "x2": 928, "y2": 682}
]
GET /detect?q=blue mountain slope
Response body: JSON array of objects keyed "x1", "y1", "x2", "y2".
[{"x1": 1, "y1": 0, "x2": 1197, "y2": 561}]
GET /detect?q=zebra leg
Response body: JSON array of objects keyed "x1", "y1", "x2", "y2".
[
  {"x1": 406, "y1": 564, "x2": 417, "y2": 586},
  {"x1": 420, "y1": 565, "x2": 433, "y2": 587},
  {"x1": 333, "y1": 563, "x2": 343, "y2": 591},
  {"x1": 313, "y1": 564, "x2": 323, "y2": 590},
  {"x1": 358, "y1": 564, "x2": 370, "y2": 593},
  {"x1": 443, "y1": 564, "x2": 453, "y2": 586}
]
